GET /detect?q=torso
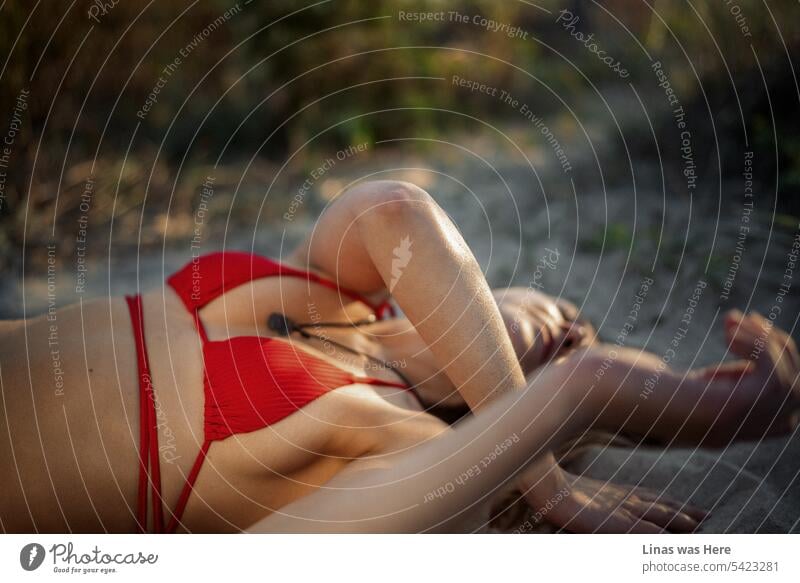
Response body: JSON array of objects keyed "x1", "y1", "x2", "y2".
[{"x1": 0, "y1": 267, "x2": 448, "y2": 533}]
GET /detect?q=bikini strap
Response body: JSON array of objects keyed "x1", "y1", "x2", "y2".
[
  {"x1": 126, "y1": 294, "x2": 165, "y2": 533},
  {"x1": 166, "y1": 440, "x2": 211, "y2": 534},
  {"x1": 375, "y1": 299, "x2": 396, "y2": 320},
  {"x1": 191, "y1": 309, "x2": 210, "y2": 344},
  {"x1": 130, "y1": 289, "x2": 209, "y2": 534}
]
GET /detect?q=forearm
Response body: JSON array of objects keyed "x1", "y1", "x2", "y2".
[
  {"x1": 580, "y1": 343, "x2": 712, "y2": 443},
  {"x1": 514, "y1": 345, "x2": 695, "y2": 493},
  {"x1": 249, "y1": 353, "x2": 597, "y2": 533}
]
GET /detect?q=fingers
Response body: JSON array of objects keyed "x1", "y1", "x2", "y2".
[
  {"x1": 632, "y1": 489, "x2": 709, "y2": 524},
  {"x1": 590, "y1": 510, "x2": 666, "y2": 533},
  {"x1": 724, "y1": 310, "x2": 786, "y2": 375},
  {"x1": 695, "y1": 361, "x2": 752, "y2": 381},
  {"x1": 725, "y1": 309, "x2": 769, "y2": 345},
  {"x1": 556, "y1": 298, "x2": 580, "y2": 321},
  {"x1": 790, "y1": 411, "x2": 800, "y2": 433},
  {"x1": 547, "y1": 476, "x2": 709, "y2": 534},
  {"x1": 627, "y1": 518, "x2": 667, "y2": 534},
  {"x1": 723, "y1": 310, "x2": 800, "y2": 416},
  {"x1": 677, "y1": 503, "x2": 709, "y2": 522},
  {"x1": 764, "y1": 413, "x2": 798, "y2": 437},
  {"x1": 562, "y1": 508, "x2": 665, "y2": 534},
  {"x1": 725, "y1": 310, "x2": 762, "y2": 361},
  {"x1": 629, "y1": 501, "x2": 700, "y2": 533},
  {"x1": 786, "y1": 338, "x2": 800, "y2": 375}
]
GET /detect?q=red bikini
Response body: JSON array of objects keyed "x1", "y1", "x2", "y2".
[{"x1": 125, "y1": 251, "x2": 408, "y2": 533}]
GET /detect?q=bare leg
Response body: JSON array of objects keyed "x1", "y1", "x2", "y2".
[{"x1": 292, "y1": 180, "x2": 527, "y2": 408}]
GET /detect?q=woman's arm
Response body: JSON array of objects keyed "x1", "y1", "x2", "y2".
[
  {"x1": 289, "y1": 180, "x2": 683, "y2": 533},
  {"x1": 514, "y1": 343, "x2": 712, "y2": 533},
  {"x1": 286, "y1": 181, "x2": 702, "y2": 532},
  {"x1": 513, "y1": 312, "x2": 799, "y2": 533},
  {"x1": 581, "y1": 309, "x2": 800, "y2": 446},
  {"x1": 289, "y1": 180, "x2": 526, "y2": 410},
  {"x1": 248, "y1": 351, "x2": 597, "y2": 533}
]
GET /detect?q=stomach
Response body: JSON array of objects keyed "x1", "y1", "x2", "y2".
[{"x1": 0, "y1": 298, "x2": 142, "y2": 531}]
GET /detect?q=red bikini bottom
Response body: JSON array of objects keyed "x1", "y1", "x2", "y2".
[{"x1": 125, "y1": 294, "x2": 165, "y2": 533}]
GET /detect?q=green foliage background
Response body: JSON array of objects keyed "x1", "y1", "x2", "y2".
[{"x1": 0, "y1": 0, "x2": 798, "y2": 264}]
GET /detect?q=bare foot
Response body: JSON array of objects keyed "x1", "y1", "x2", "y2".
[{"x1": 696, "y1": 310, "x2": 800, "y2": 444}]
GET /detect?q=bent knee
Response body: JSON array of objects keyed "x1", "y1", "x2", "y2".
[{"x1": 348, "y1": 180, "x2": 437, "y2": 222}]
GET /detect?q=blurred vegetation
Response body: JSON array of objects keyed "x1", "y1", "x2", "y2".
[{"x1": 0, "y1": 0, "x2": 799, "y2": 269}]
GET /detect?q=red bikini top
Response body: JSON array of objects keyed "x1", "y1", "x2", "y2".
[{"x1": 163, "y1": 251, "x2": 407, "y2": 532}]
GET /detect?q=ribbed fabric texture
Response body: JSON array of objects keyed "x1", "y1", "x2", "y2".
[
  {"x1": 202, "y1": 336, "x2": 357, "y2": 441},
  {"x1": 167, "y1": 250, "x2": 383, "y2": 313}
]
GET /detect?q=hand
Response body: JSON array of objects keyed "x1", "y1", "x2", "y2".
[
  {"x1": 693, "y1": 310, "x2": 800, "y2": 443},
  {"x1": 726, "y1": 310, "x2": 799, "y2": 400},
  {"x1": 517, "y1": 462, "x2": 707, "y2": 533},
  {"x1": 493, "y1": 288, "x2": 595, "y2": 375}
]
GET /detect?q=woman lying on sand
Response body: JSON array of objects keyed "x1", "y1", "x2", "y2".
[{"x1": 1, "y1": 180, "x2": 798, "y2": 533}]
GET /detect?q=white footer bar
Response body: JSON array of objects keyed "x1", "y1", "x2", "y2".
[{"x1": 1, "y1": 534, "x2": 797, "y2": 582}]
